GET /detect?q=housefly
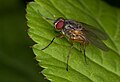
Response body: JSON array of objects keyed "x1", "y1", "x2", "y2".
[{"x1": 41, "y1": 17, "x2": 109, "y2": 71}]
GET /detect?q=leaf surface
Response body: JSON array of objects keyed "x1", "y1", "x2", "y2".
[{"x1": 26, "y1": 0, "x2": 120, "y2": 82}]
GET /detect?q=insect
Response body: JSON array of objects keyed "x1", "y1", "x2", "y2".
[{"x1": 41, "y1": 17, "x2": 109, "y2": 71}]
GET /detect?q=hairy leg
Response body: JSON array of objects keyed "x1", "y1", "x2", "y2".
[
  {"x1": 41, "y1": 34, "x2": 64, "y2": 50},
  {"x1": 66, "y1": 44, "x2": 74, "y2": 71}
]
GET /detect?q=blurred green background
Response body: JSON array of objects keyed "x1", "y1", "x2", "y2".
[
  {"x1": 0, "y1": 0, "x2": 119, "y2": 82},
  {"x1": 0, "y1": 0, "x2": 49, "y2": 82}
]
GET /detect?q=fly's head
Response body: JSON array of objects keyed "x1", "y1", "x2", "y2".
[{"x1": 54, "y1": 17, "x2": 65, "y2": 31}]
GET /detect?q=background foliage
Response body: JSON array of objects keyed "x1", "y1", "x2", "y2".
[{"x1": 0, "y1": 0, "x2": 48, "y2": 82}]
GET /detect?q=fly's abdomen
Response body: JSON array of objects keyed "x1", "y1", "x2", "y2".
[{"x1": 63, "y1": 28, "x2": 87, "y2": 43}]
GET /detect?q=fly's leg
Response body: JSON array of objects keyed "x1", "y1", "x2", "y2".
[
  {"x1": 66, "y1": 44, "x2": 74, "y2": 71},
  {"x1": 41, "y1": 37, "x2": 55, "y2": 50},
  {"x1": 80, "y1": 43, "x2": 88, "y2": 64},
  {"x1": 41, "y1": 35, "x2": 64, "y2": 50},
  {"x1": 83, "y1": 48, "x2": 88, "y2": 65},
  {"x1": 79, "y1": 44, "x2": 82, "y2": 52}
]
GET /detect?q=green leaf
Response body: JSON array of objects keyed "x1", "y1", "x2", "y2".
[{"x1": 26, "y1": 0, "x2": 120, "y2": 82}]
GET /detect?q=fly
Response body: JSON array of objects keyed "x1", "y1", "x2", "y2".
[{"x1": 41, "y1": 17, "x2": 109, "y2": 71}]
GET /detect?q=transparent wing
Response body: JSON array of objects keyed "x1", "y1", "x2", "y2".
[
  {"x1": 85, "y1": 31, "x2": 109, "y2": 51},
  {"x1": 80, "y1": 22, "x2": 109, "y2": 40},
  {"x1": 80, "y1": 22, "x2": 109, "y2": 51}
]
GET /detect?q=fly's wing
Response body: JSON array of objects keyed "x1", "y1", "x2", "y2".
[
  {"x1": 80, "y1": 22, "x2": 109, "y2": 51},
  {"x1": 85, "y1": 31, "x2": 109, "y2": 51},
  {"x1": 80, "y1": 22, "x2": 109, "y2": 40}
]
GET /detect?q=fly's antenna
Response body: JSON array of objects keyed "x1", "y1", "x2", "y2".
[
  {"x1": 45, "y1": 17, "x2": 55, "y2": 21},
  {"x1": 37, "y1": 10, "x2": 56, "y2": 22}
]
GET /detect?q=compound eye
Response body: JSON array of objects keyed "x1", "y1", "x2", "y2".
[{"x1": 55, "y1": 19, "x2": 64, "y2": 30}]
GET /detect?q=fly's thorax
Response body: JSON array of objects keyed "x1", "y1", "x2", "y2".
[
  {"x1": 61, "y1": 20, "x2": 82, "y2": 33},
  {"x1": 61, "y1": 23, "x2": 74, "y2": 37},
  {"x1": 61, "y1": 20, "x2": 84, "y2": 40}
]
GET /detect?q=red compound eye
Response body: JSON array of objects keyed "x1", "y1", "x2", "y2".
[{"x1": 55, "y1": 18, "x2": 65, "y2": 30}]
